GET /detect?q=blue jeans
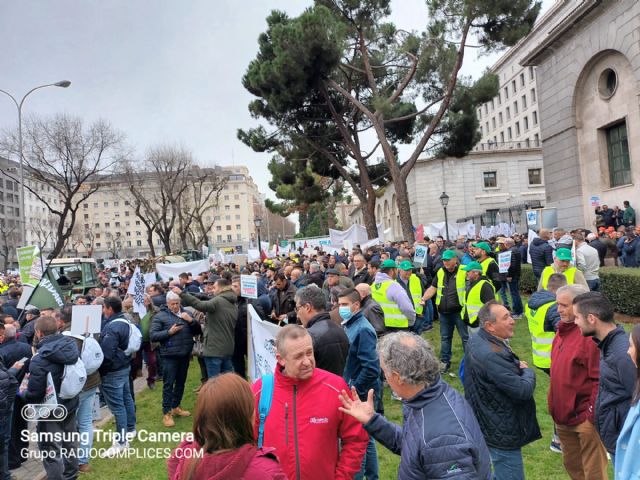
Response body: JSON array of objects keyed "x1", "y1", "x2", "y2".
[
  {"x1": 101, "y1": 367, "x2": 136, "y2": 445},
  {"x1": 500, "y1": 279, "x2": 524, "y2": 315},
  {"x1": 161, "y1": 355, "x2": 191, "y2": 414},
  {"x1": 412, "y1": 301, "x2": 434, "y2": 334},
  {"x1": 203, "y1": 356, "x2": 233, "y2": 378},
  {"x1": 489, "y1": 447, "x2": 524, "y2": 480},
  {"x1": 77, "y1": 387, "x2": 97, "y2": 464},
  {"x1": 355, "y1": 435, "x2": 378, "y2": 480},
  {"x1": 587, "y1": 278, "x2": 601, "y2": 291},
  {"x1": 439, "y1": 311, "x2": 469, "y2": 365}
]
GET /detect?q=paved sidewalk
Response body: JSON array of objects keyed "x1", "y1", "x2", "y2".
[{"x1": 12, "y1": 376, "x2": 148, "y2": 480}]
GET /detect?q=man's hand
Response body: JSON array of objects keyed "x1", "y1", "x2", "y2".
[
  {"x1": 168, "y1": 324, "x2": 183, "y2": 336},
  {"x1": 519, "y1": 360, "x2": 529, "y2": 369},
  {"x1": 171, "y1": 287, "x2": 182, "y2": 295},
  {"x1": 12, "y1": 361, "x2": 25, "y2": 370},
  {"x1": 338, "y1": 386, "x2": 375, "y2": 425},
  {"x1": 507, "y1": 277, "x2": 513, "y2": 282},
  {"x1": 180, "y1": 312, "x2": 192, "y2": 323}
]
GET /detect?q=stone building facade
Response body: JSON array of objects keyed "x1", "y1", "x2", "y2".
[{"x1": 523, "y1": 0, "x2": 640, "y2": 229}]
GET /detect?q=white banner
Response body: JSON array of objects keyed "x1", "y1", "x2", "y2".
[
  {"x1": 527, "y1": 229, "x2": 539, "y2": 264},
  {"x1": 127, "y1": 266, "x2": 147, "y2": 316},
  {"x1": 241, "y1": 274, "x2": 258, "y2": 299},
  {"x1": 155, "y1": 259, "x2": 210, "y2": 281},
  {"x1": 498, "y1": 252, "x2": 512, "y2": 274},
  {"x1": 329, "y1": 224, "x2": 385, "y2": 246},
  {"x1": 247, "y1": 305, "x2": 281, "y2": 382}
]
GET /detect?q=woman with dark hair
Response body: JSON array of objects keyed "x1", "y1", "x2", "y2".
[
  {"x1": 168, "y1": 373, "x2": 286, "y2": 480},
  {"x1": 615, "y1": 324, "x2": 640, "y2": 478}
]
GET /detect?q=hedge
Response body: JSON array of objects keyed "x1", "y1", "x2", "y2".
[{"x1": 519, "y1": 264, "x2": 640, "y2": 316}]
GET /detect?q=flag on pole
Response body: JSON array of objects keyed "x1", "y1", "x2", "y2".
[{"x1": 23, "y1": 270, "x2": 65, "y2": 310}]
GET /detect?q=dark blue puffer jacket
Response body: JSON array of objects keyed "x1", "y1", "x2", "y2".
[
  {"x1": 150, "y1": 306, "x2": 202, "y2": 357},
  {"x1": 529, "y1": 237, "x2": 554, "y2": 278},
  {"x1": 24, "y1": 333, "x2": 80, "y2": 409},
  {"x1": 100, "y1": 312, "x2": 134, "y2": 375},
  {"x1": 595, "y1": 326, "x2": 636, "y2": 453},
  {"x1": 365, "y1": 378, "x2": 491, "y2": 479}
]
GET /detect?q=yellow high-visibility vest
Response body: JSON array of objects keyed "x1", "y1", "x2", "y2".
[
  {"x1": 435, "y1": 267, "x2": 466, "y2": 307},
  {"x1": 525, "y1": 301, "x2": 556, "y2": 369},
  {"x1": 462, "y1": 279, "x2": 495, "y2": 327},
  {"x1": 480, "y1": 257, "x2": 502, "y2": 303},
  {"x1": 540, "y1": 266, "x2": 577, "y2": 290},
  {"x1": 372, "y1": 280, "x2": 409, "y2": 328},
  {"x1": 408, "y1": 274, "x2": 424, "y2": 316}
]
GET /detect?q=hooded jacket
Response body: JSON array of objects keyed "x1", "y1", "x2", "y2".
[
  {"x1": 529, "y1": 237, "x2": 554, "y2": 278},
  {"x1": 180, "y1": 289, "x2": 238, "y2": 357},
  {"x1": 548, "y1": 320, "x2": 600, "y2": 426},
  {"x1": 167, "y1": 442, "x2": 287, "y2": 480},
  {"x1": 24, "y1": 333, "x2": 80, "y2": 409},
  {"x1": 342, "y1": 310, "x2": 380, "y2": 399},
  {"x1": 306, "y1": 311, "x2": 350, "y2": 377},
  {"x1": 365, "y1": 379, "x2": 491, "y2": 479},
  {"x1": 150, "y1": 306, "x2": 202, "y2": 357},
  {"x1": 100, "y1": 312, "x2": 134, "y2": 375},
  {"x1": 527, "y1": 290, "x2": 560, "y2": 332},
  {"x1": 464, "y1": 328, "x2": 541, "y2": 449},
  {"x1": 595, "y1": 326, "x2": 636, "y2": 453},
  {"x1": 252, "y1": 366, "x2": 368, "y2": 480}
]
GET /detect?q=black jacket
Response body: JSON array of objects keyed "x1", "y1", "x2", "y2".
[
  {"x1": 306, "y1": 312, "x2": 349, "y2": 377},
  {"x1": 150, "y1": 306, "x2": 202, "y2": 357},
  {"x1": 430, "y1": 267, "x2": 463, "y2": 314},
  {"x1": 529, "y1": 238, "x2": 554, "y2": 278},
  {"x1": 300, "y1": 271, "x2": 324, "y2": 289},
  {"x1": 100, "y1": 312, "x2": 135, "y2": 375},
  {"x1": 506, "y1": 247, "x2": 522, "y2": 279},
  {"x1": 596, "y1": 207, "x2": 616, "y2": 228},
  {"x1": 24, "y1": 333, "x2": 80, "y2": 409},
  {"x1": 351, "y1": 268, "x2": 372, "y2": 286},
  {"x1": 594, "y1": 326, "x2": 637, "y2": 453},
  {"x1": 464, "y1": 328, "x2": 541, "y2": 449},
  {"x1": 589, "y1": 238, "x2": 608, "y2": 267},
  {"x1": 360, "y1": 296, "x2": 385, "y2": 336},
  {"x1": 0, "y1": 339, "x2": 32, "y2": 378},
  {"x1": 0, "y1": 361, "x2": 17, "y2": 418},
  {"x1": 19, "y1": 317, "x2": 37, "y2": 346}
]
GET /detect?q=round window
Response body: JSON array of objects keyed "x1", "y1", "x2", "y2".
[{"x1": 598, "y1": 68, "x2": 618, "y2": 99}]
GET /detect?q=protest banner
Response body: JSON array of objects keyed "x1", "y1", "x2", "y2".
[
  {"x1": 247, "y1": 304, "x2": 281, "y2": 382},
  {"x1": 498, "y1": 252, "x2": 512, "y2": 274},
  {"x1": 156, "y1": 259, "x2": 209, "y2": 281},
  {"x1": 240, "y1": 274, "x2": 258, "y2": 299},
  {"x1": 16, "y1": 246, "x2": 40, "y2": 287},
  {"x1": 127, "y1": 267, "x2": 147, "y2": 316},
  {"x1": 70, "y1": 305, "x2": 103, "y2": 335},
  {"x1": 413, "y1": 245, "x2": 428, "y2": 265},
  {"x1": 22, "y1": 270, "x2": 65, "y2": 310}
]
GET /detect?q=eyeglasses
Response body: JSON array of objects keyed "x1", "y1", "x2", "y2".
[{"x1": 295, "y1": 304, "x2": 307, "y2": 312}]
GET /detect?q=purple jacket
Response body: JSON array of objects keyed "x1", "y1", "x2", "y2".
[{"x1": 373, "y1": 272, "x2": 416, "y2": 326}]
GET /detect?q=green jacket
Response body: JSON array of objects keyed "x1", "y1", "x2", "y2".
[
  {"x1": 624, "y1": 206, "x2": 636, "y2": 225},
  {"x1": 180, "y1": 288, "x2": 238, "y2": 357}
]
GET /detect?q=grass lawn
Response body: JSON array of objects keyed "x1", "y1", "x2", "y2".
[{"x1": 83, "y1": 312, "x2": 625, "y2": 479}]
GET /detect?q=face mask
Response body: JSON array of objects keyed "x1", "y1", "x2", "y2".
[{"x1": 339, "y1": 306, "x2": 354, "y2": 321}]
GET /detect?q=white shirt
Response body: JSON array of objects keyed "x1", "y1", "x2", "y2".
[{"x1": 575, "y1": 242, "x2": 600, "y2": 281}]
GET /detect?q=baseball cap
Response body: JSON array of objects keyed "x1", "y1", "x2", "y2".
[
  {"x1": 462, "y1": 261, "x2": 483, "y2": 272},
  {"x1": 325, "y1": 268, "x2": 340, "y2": 275},
  {"x1": 556, "y1": 248, "x2": 572, "y2": 261},
  {"x1": 442, "y1": 250, "x2": 457, "y2": 261},
  {"x1": 380, "y1": 259, "x2": 398, "y2": 269},
  {"x1": 398, "y1": 260, "x2": 413, "y2": 271},
  {"x1": 471, "y1": 241, "x2": 491, "y2": 254}
]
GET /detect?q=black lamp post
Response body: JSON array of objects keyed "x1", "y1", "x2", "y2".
[
  {"x1": 254, "y1": 217, "x2": 262, "y2": 261},
  {"x1": 439, "y1": 191, "x2": 450, "y2": 242}
]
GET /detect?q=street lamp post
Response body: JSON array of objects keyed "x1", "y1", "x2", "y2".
[
  {"x1": 0, "y1": 80, "x2": 71, "y2": 246},
  {"x1": 439, "y1": 191, "x2": 450, "y2": 242},
  {"x1": 254, "y1": 217, "x2": 262, "y2": 261}
]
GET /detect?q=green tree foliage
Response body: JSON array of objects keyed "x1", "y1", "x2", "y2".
[{"x1": 240, "y1": 0, "x2": 540, "y2": 241}]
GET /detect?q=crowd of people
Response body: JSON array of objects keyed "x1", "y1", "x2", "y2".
[{"x1": 0, "y1": 227, "x2": 638, "y2": 479}]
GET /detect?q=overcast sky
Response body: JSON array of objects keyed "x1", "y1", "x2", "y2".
[{"x1": 0, "y1": 0, "x2": 555, "y2": 208}]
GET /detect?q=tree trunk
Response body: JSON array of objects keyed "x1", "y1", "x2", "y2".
[
  {"x1": 362, "y1": 195, "x2": 378, "y2": 240},
  {"x1": 146, "y1": 229, "x2": 156, "y2": 257},
  {"x1": 393, "y1": 176, "x2": 415, "y2": 243}
]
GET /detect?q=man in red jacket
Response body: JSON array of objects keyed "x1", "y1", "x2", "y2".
[
  {"x1": 252, "y1": 325, "x2": 368, "y2": 480},
  {"x1": 548, "y1": 284, "x2": 609, "y2": 479}
]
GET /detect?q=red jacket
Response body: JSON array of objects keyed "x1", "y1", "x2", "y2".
[
  {"x1": 167, "y1": 441, "x2": 287, "y2": 480},
  {"x1": 548, "y1": 320, "x2": 600, "y2": 426},
  {"x1": 252, "y1": 367, "x2": 368, "y2": 480}
]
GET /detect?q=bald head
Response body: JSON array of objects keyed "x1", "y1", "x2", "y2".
[
  {"x1": 539, "y1": 228, "x2": 551, "y2": 240},
  {"x1": 355, "y1": 283, "x2": 371, "y2": 300}
]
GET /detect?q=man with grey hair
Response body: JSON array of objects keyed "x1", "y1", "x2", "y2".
[
  {"x1": 574, "y1": 232, "x2": 601, "y2": 291},
  {"x1": 295, "y1": 285, "x2": 349, "y2": 376},
  {"x1": 464, "y1": 301, "x2": 541, "y2": 479},
  {"x1": 302, "y1": 262, "x2": 324, "y2": 288},
  {"x1": 339, "y1": 332, "x2": 491, "y2": 479}
]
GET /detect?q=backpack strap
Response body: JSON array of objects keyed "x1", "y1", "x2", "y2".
[{"x1": 257, "y1": 374, "x2": 275, "y2": 449}]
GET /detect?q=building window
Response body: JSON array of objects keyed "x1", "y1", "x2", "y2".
[
  {"x1": 125, "y1": 211, "x2": 129, "y2": 217},
  {"x1": 491, "y1": 99, "x2": 495, "y2": 111},
  {"x1": 135, "y1": 220, "x2": 140, "y2": 226},
  {"x1": 606, "y1": 122, "x2": 632, "y2": 187},
  {"x1": 506, "y1": 107, "x2": 511, "y2": 120},
  {"x1": 216, "y1": 225, "x2": 222, "y2": 231},
  {"x1": 512, "y1": 80, "x2": 517, "y2": 94},
  {"x1": 478, "y1": 108, "x2": 482, "y2": 119},
  {"x1": 533, "y1": 111, "x2": 538, "y2": 125},
  {"x1": 534, "y1": 133, "x2": 540, "y2": 146},
  {"x1": 483, "y1": 171, "x2": 497, "y2": 188},
  {"x1": 485, "y1": 121, "x2": 489, "y2": 133},
  {"x1": 513, "y1": 101, "x2": 519, "y2": 115},
  {"x1": 226, "y1": 225, "x2": 232, "y2": 231},
  {"x1": 531, "y1": 88, "x2": 536, "y2": 103},
  {"x1": 217, "y1": 235, "x2": 223, "y2": 242},
  {"x1": 528, "y1": 168, "x2": 542, "y2": 185},
  {"x1": 83, "y1": 203, "x2": 88, "y2": 209},
  {"x1": 515, "y1": 122, "x2": 520, "y2": 136},
  {"x1": 484, "y1": 104, "x2": 488, "y2": 115},
  {"x1": 136, "y1": 240, "x2": 142, "y2": 247},
  {"x1": 104, "y1": 222, "x2": 110, "y2": 228},
  {"x1": 529, "y1": 67, "x2": 535, "y2": 81},
  {"x1": 127, "y1": 241, "x2": 132, "y2": 247},
  {"x1": 236, "y1": 224, "x2": 241, "y2": 230},
  {"x1": 521, "y1": 95, "x2": 527, "y2": 109},
  {"x1": 524, "y1": 116, "x2": 529, "y2": 130},
  {"x1": 96, "y1": 243, "x2": 101, "y2": 248},
  {"x1": 113, "y1": 201, "x2": 119, "y2": 207},
  {"x1": 84, "y1": 214, "x2": 89, "y2": 220},
  {"x1": 237, "y1": 234, "x2": 242, "y2": 240},
  {"x1": 227, "y1": 234, "x2": 232, "y2": 242},
  {"x1": 504, "y1": 87, "x2": 509, "y2": 99},
  {"x1": 500, "y1": 132, "x2": 505, "y2": 143},
  {"x1": 492, "y1": 117, "x2": 496, "y2": 130},
  {"x1": 485, "y1": 209, "x2": 500, "y2": 225},
  {"x1": 520, "y1": 73, "x2": 525, "y2": 87},
  {"x1": 224, "y1": 195, "x2": 229, "y2": 200},
  {"x1": 225, "y1": 205, "x2": 230, "y2": 211},
  {"x1": 499, "y1": 112, "x2": 503, "y2": 126},
  {"x1": 126, "y1": 231, "x2": 131, "y2": 237},
  {"x1": 507, "y1": 127, "x2": 513, "y2": 140},
  {"x1": 104, "y1": 202, "x2": 108, "y2": 207},
  {"x1": 497, "y1": 92, "x2": 501, "y2": 105}
]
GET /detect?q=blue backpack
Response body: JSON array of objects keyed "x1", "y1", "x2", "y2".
[{"x1": 257, "y1": 374, "x2": 274, "y2": 449}]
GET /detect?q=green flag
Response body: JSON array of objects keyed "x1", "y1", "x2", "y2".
[
  {"x1": 26, "y1": 270, "x2": 65, "y2": 310},
  {"x1": 16, "y1": 246, "x2": 40, "y2": 287}
]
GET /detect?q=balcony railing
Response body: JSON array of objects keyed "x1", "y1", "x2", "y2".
[{"x1": 474, "y1": 139, "x2": 541, "y2": 152}]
